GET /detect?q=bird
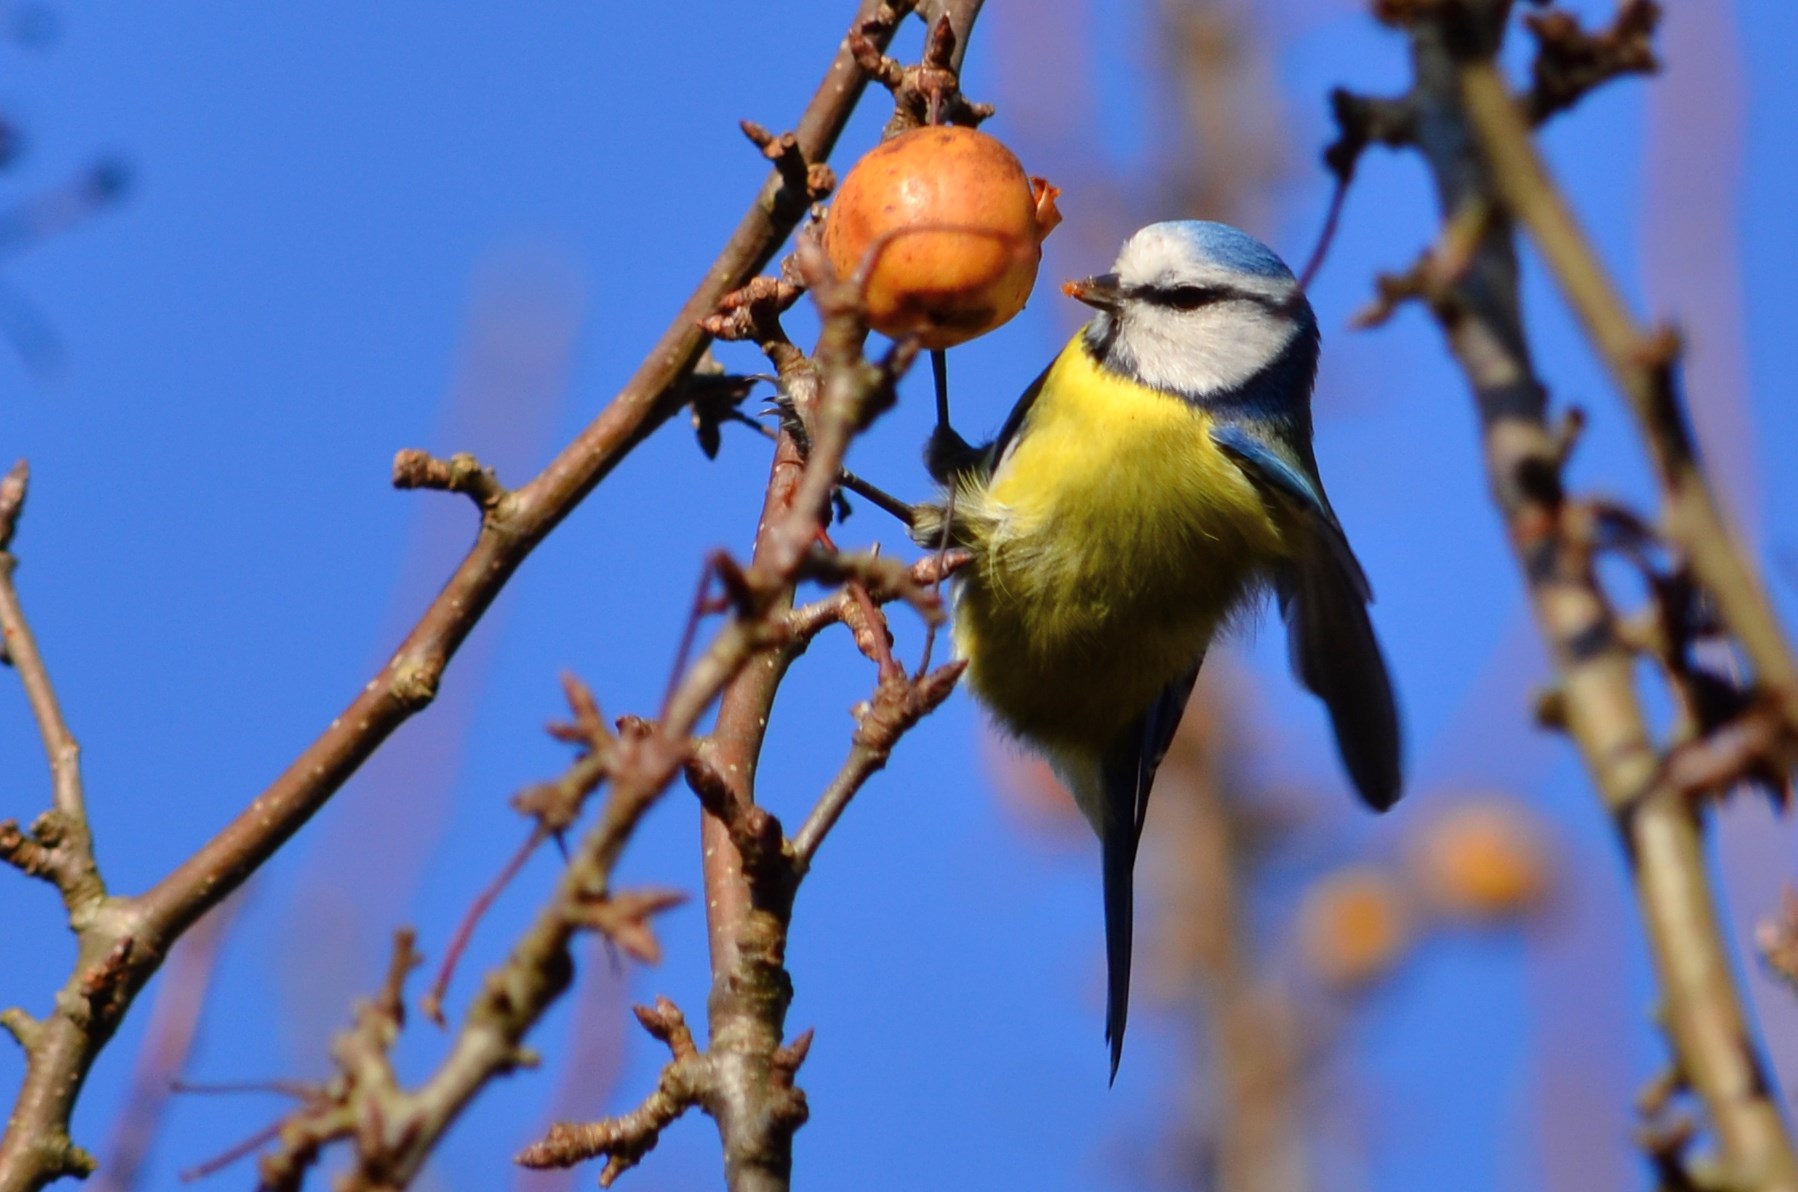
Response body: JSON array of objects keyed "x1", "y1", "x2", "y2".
[{"x1": 912, "y1": 220, "x2": 1402, "y2": 1081}]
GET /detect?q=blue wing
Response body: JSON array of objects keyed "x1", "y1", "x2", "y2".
[{"x1": 1211, "y1": 423, "x2": 1403, "y2": 810}]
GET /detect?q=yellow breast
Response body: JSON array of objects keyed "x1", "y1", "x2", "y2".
[{"x1": 953, "y1": 335, "x2": 1288, "y2": 747}]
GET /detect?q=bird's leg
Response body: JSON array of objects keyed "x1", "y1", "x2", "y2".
[
  {"x1": 839, "y1": 468, "x2": 920, "y2": 527},
  {"x1": 921, "y1": 349, "x2": 987, "y2": 485},
  {"x1": 915, "y1": 481, "x2": 958, "y2": 677}
]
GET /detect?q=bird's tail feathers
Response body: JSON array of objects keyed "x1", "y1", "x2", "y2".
[
  {"x1": 1100, "y1": 814, "x2": 1135, "y2": 1085},
  {"x1": 1066, "y1": 663, "x2": 1203, "y2": 1083}
]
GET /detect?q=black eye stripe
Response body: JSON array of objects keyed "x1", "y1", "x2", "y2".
[
  {"x1": 1140, "y1": 284, "x2": 1226, "y2": 309},
  {"x1": 1131, "y1": 283, "x2": 1287, "y2": 314}
]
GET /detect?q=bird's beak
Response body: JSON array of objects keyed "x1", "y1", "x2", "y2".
[{"x1": 1062, "y1": 272, "x2": 1124, "y2": 310}]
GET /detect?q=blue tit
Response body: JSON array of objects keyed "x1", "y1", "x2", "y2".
[{"x1": 914, "y1": 220, "x2": 1402, "y2": 1080}]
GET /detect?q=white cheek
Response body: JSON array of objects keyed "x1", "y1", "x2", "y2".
[{"x1": 1118, "y1": 304, "x2": 1296, "y2": 395}]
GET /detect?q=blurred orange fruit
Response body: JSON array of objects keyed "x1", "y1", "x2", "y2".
[
  {"x1": 1296, "y1": 866, "x2": 1412, "y2": 991},
  {"x1": 822, "y1": 125, "x2": 1060, "y2": 348},
  {"x1": 1411, "y1": 800, "x2": 1552, "y2": 923}
]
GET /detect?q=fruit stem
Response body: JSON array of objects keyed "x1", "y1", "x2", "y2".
[{"x1": 931, "y1": 348, "x2": 951, "y2": 432}]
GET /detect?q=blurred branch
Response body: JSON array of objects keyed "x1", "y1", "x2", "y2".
[
  {"x1": 91, "y1": 892, "x2": 244, "y2": 1192},
  {"x1": 1156, "y1": 709, "x2": 1312, "y2": 1192},
  {"x1": 1520, "y1": 2, "x2": 1660, "y2": 125},
  {"x1": 0, "y1": 3, "x2": 928, "y2": 1188},
  {"x1": 1330, "y1": 2, "x2": 1798, "y2": 1186},
  {"x1": 1457, "y1": 57, "x2": 1798, "y2": 751}
]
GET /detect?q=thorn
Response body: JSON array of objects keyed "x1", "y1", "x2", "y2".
[{"x1": 772, "y1": 1028, "x2": 815, "y2": 1078}]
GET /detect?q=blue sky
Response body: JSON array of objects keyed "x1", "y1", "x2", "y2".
[{"x1": 1, "y1": 3, "x2": 1795, "y2": 1189}]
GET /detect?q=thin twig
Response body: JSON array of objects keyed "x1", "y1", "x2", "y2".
[
  {"x1": 420, "y1": 827, "x2": 547, "y2": 1027},
  {"x1": 0, "y1": 460, "x2": 97, "y2": 908},
  {"x1": 789, "y1": 661, "x2": 964, "y2": 873},
  {"x1": 176, "y1": 1116, "x2": 289, "y2": 1184},
  {"x1": 515, "y1": 998, "x2": 706, "y2": 1188},
  {"x1": 390, "y1": 449, "x2": 508, "y2": 511}
]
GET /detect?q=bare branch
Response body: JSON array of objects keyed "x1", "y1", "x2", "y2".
[
  {"x1": 1457, "y1": 55, "x2": 1798, "y2": 758},
  {"x1": 790, "y1": 660, "x2": 964, "y2": 873},
  {"x1": 687, "y1": 18, "x2": 991, "y2": 1169},
  {"x1": 738, "y1": 121, "x2": 836, "y2": 210},
  {"x1": 699, "y1": 275, "x2": 805, "y2": 351},
  {"x1": 1522, "y1": 1, "x2": 1661, "y2": 125},
  {"x1": 254, "y1": 931, "x2": 423, "y2": 1192},
  {"x1": 852, "y1": 10, "x2": 994, "y2": 134},
  {"x1": 516, "y1": 998, "x2": 707, "y2": 1187},
  {"x1": 390, "y1": 448, "x2": 508, "y2": 510},
  {"x1": 0, "y1": 462, "x2": 99, "y2": 914},
  {"x1": 569, "y1": 889, "x2": 689, "y2": 967},
  {"x1": 0, "y1": 460, "x2": 113, "y2": 1192}
]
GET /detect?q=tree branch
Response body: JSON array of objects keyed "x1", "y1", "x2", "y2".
[
  {"x1": 0, "y1": 461, "x2": 100, "y2": 918},
  {"x1": 789, "y1": 659, "x2": 964, "y2": 874},
  {"x1": 0, "y1": 461, "x2": 111, "y2": 1192},
  {"x1": 515, "y1": 998, "x2": 707, "y2": 1188},
  {"x1": 1333, "y1": 4, "x2": 1798, "y2": 1185},
  {"x1": 690, "y1": 6, "x2": 987, "y2": 1181},
  {"x1": 0, "y1": 4, "x2": 924, "y2": 1188},
  {"x1": 261, "y1": 336, "x2": 942, "y2": 1187},
  {"x1": 1456, "y1": 57, "x2": 1798, "y2": 753}
]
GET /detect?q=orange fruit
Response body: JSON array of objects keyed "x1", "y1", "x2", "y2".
[
  {"x1": 822, "y1": 126, "x2": 1060, "y2": 348},
  {"x1": 1297, "y1": 866, "x2": 1412, "y2": 991},
  {"x1": 1411, "y1": 801, "x2": 1552, "y2": 923}
]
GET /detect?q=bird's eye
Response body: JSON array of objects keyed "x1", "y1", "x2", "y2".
[{"x1": 1157, "y1": 285, "x2": 1225, "y2": 310}]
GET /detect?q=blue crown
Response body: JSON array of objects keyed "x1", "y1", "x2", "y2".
[{"x1": 1155, "y1": 220, "x2": 1295, "y2": 281}]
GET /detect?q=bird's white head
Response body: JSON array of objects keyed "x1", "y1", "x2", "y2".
[{"x1": 1069, "y1": 220, "x2": 1317, "y2": 403}]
